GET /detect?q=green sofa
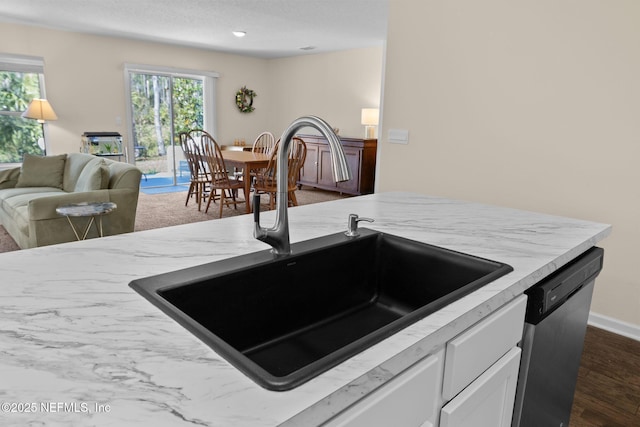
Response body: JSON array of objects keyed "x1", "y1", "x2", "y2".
[{"x1": 0, "y1": 152, "x2": 142, "y2": 249}]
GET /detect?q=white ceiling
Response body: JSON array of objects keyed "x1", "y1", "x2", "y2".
[{"x1": 0, "y1": 0, "x2": 388, "y2": 59}]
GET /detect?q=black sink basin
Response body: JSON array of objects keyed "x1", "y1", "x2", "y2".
[{"x1": 129, "y1": 228, "x2": 512, "y2": 391}]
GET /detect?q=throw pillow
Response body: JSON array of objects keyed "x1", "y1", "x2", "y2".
[
  {"x1": 74, "y1": 158, "x2": 109, "y2": 192},
  {"x1": 0, "y1": 167, "x2": 20, "y2": 189},
  {"x1": 16, "y1": 153, "x2": 66, "y2": 189}
]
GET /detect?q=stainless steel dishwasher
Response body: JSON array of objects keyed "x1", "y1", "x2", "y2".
[{"x1": 512, "y1": 246, "x2": 604, "y2": 427}]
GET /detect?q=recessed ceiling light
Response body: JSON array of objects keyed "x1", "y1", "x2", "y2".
[
  {"x1": 232, "y1": 31, "x2": 246, "y2": 38},
  {"x1": 300, "y1": 46, "x2": 316, "y2": 51}
]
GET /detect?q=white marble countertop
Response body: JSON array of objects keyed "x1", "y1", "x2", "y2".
[{"x1": 0, "y1": 192, "x2": 611, "y2": 426}]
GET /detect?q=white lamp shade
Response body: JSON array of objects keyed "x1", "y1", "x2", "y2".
[
  {"x1": 361, "y1": 108, "x2": 379, "y2": 126},
  {"x1": 22, "y1": 99, "x2": 58, "y2": 123}
]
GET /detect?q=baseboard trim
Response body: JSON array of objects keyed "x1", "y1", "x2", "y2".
[{"x1": 589, "y1": 312, "x2": 640, "y2": 342}]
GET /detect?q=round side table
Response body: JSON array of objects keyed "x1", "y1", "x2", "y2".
[{"x1": 55, "y1": 202, "x2": 117, "y2": 241}]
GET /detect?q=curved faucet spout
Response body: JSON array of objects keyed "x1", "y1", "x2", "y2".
[{"x1": 253, "y1": 116, "x2": 352, "y2": 256}]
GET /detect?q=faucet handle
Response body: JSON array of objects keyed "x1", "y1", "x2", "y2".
[
  {"x1": 253, "y1": 194, "x2": 266, "y2": 241},
  {"x1": 253, "y1": 194, "x2": 261, "y2": 224},
  {"x1": 345, "y1": 213, "x2": 374, "y2": 237}
]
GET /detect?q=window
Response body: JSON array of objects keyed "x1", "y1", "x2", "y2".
[
  {"x1": 0, "y1": 54, "x2": 48, "y2": 164},
  {"x1": 124, "y1": 64, "x2": 218, "y2": 187}
]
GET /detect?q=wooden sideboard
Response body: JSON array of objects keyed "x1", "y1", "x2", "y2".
[{"x1": 296, "y1": 134, "x2": 377, "y2": 196}]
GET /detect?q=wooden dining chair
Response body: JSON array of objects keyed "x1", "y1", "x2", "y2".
[
  {"x1": 234, "y1": 131, "x2": 276, "y2": 182},
  {"x1": 252, "y1": 131, "x2": 276, "y2": 155},
  {"x1": 253, "y1": 137, "x2": 307, "y2": 209},
  {"x1": 179, "y1": 130, "x2": 213, "y2": 211},
  {"x1": 200, "y1": 133, "x2": 247, "y2": 216}
]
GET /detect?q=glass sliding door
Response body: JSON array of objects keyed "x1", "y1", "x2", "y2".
[{"x1": 125, "y1": 65, "x2": 217, "y2": 192}]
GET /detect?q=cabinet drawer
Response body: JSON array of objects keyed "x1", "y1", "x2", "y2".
[
  {"x1": 440, "y1": 347, "x2": 521, "y2": 427},
  {"x1": 323, "y1": 349, "x2": 444, "y2": 427},
  {"x1": 442, "y1": 295, "x2": 527, "y2": 401}
]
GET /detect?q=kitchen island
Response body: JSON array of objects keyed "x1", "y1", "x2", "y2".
[{"x1": 0, "y1": 192, "x2": 610, "y2": 426}]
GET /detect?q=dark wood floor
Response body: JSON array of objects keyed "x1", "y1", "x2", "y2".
[{"x1": 570, "y1": 326, "x2": 640, "y2": 426}]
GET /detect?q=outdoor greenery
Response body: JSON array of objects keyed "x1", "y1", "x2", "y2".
[
  {"x1": 0, "y1": 71, "x2": 203, "y2": 166},
  {"x1": 0, "y1": 72, "x2": 45, "y2": 163},
  {"x1": 130, "y1": 74, "x2": 203, "y2": 159}
]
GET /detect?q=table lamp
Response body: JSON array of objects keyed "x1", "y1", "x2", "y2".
[
  {"x1": 22, "y1": 98, "x2": 58, "y2": 155},
  {"x1": 361, "y1": 108, "x2": 379, "y2": 139}
]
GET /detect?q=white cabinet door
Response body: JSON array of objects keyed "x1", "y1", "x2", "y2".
[
  {"x1": 324, "y1": 349, "x2": 445, "y2": 427},
  {"x1": 440, "y1": 347, "x2": 521, "y2": 427},
  {"x1": 442, "y1": 295, "x2": 527, "y2": 401}
]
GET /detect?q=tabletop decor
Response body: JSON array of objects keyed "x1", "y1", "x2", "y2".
[{"x1": 235, "y1": 86, "x2": 256, "y2": 113}]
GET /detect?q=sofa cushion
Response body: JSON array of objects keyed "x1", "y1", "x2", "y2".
[
  {"x1": 74, "y1": 158, "x2": 109, "y2": 192},
  {"x1": 0, "y1": 187, "x2": 63, "y2": 211},
  {"x1": 16, "y1": 153, "x2": 66, "y2": 189},
  {"x1": 1, "y1": 189, "x2": 65, "y2": 235},
  {"x1": 1, "y1": 189, "x2": 65, "y2": 216}
]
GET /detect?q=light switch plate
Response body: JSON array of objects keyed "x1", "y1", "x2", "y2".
[{"x1": 388, "y1": 129, "x2": 409, "y2": 144}]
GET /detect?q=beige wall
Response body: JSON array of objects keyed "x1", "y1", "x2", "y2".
[
  {"x1": 380, "y1": 1, "x2": 640, "y2": 326},
  {"x1": 267, "y1": 47, "x2": 383, "y2": 138},
  {"x1": 0, "y1": 23, "x2": 383, "y2": 155}
]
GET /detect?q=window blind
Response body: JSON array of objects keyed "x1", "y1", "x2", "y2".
[{"x1": 0, "y1": 53, "x2": 45, "y2": 74}]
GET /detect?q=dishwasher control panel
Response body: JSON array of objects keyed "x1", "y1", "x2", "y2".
[{"x1": 525, "y1": 247, "x2": 604, "y2": 321}]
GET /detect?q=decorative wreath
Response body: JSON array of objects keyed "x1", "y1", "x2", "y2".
[{"x1": 235, "y1": 86, "x2": 256, "y2": 113}]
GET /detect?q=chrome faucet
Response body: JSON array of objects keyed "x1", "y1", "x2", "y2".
[{"x1": 253, "y1": 116, "x2": 352, "y2": 256}]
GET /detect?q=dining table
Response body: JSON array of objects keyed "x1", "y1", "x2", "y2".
[{"x1": 221, "y1": 150, "x2": 270, "y2": 213}]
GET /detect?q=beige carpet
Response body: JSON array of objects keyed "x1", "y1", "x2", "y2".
[{"x1": 0, "y1": 187, "x2": 349, "y2": 253}]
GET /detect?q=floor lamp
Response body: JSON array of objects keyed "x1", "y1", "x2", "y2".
[{"x1": 22, "y1": 98, "x2": 58, "y2": 155}]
